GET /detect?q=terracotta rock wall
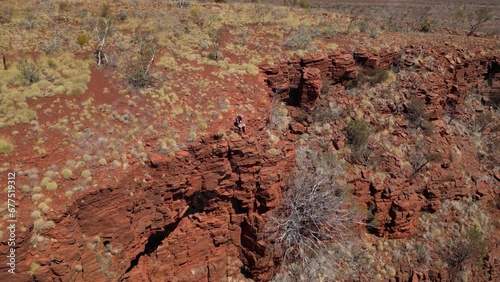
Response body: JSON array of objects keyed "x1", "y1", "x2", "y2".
[
  {"x1": 400, "y1": 46, "x2": 499, "y2": 115},
  {"x1": 353, "y1": 49, "x2": 400, "y2": 69},
  {"x1": 261, "y1": 47, "x2": 498, "y2": 241},
  {"x1": 15, "y1": 134, "x2": 290, "y2": 282},
  {"x1": 298, "y1": 67, "x2": 322, "y2": 111},
  {"x1": 260, "y1": 49, "x2": 356, "y2": 104}
]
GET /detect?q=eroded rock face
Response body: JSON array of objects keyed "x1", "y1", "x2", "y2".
[
  {"x1": 15, "y1": 135, "x2": 290, "y2": 282},
  {"x1": 260, "y1": 47, "x2": 498, "y2": 242},
  {"x1": 260, "y1": 49, "x2": 356, "y2": 105},
  {"x1": 353, "y1": 49, "x2": 400, "y2": 69},
  {"x1": 7, "y1": 47, "x2": 497, "y2": 282},
  {"x1": 298, "y1": 67, "x2": 322, "y2": 111}
]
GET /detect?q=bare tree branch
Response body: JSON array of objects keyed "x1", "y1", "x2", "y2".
[{"x1": 267, "y1": 147, "x2": 363, "y2": 267}]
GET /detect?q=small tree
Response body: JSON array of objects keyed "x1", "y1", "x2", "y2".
[
  {"x1": 284, "y1": 28, "x2": 313, "y2": 50},
  {"x1": 127, "y1": 40, "x2": 156, "y2": 88},
  {"x1": 346, "y1": 6, "x2": 365, "y2": 34},
  {"x1": 345, "y1": 119, "x2": 371, "y2": 164},
  {"x1": 95, "y1": 4, "x2": 114, "y2": 66},
  {"x1": 405, "y1": 96, "x2": 427, "y2": 128},
  {"x1": 466, "y1": 6, "x2": 493, "y2": 36},
  {"x1": 18, "y1": 60, "x2": 40, "y2": 84},
  {"x1": 209, "y1": 27, "x2": 224, "y2": 61},
  {"x1": 95, "y1": 18, "x2": 112, "y2": 65},
  {"x1": 474, "y1": 112, "x2": 493, "y2": 135},
  {"x1": 440, "y1": 227, "x2": 487, "y2": 281},
  {"x1": 416, "y1": 6, "x2": 433, "y2": 32},
  {"x1": 409, "y1": 150, "x2": 442, "y2": 179},
  {"x1": 268, "y1": 147, "x2": 361, "y2": 267}
]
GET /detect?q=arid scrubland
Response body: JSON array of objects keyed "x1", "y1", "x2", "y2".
[{"x1": 0, "y1": 0, "x2": 499, "y2": 281}]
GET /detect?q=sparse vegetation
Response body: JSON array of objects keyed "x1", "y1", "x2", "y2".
[
  {"x1": 284, "y1": 28, "x2": 314, "y2": 50},
  {"x1": 0, "y1": 138, "x2": 14, "y2": 154},
  {"x1": 18, "y1": 60, "x2": 40, "y2": 84},
  {"x1": 0, "y1": 7, "x2": 13, "y2": 24},
  {"x1": 268, "y1": 101, "x2": 290, "y2": 134},
  {"x1": 76, "y1": 33, "x2": 90, "y2": 46},
  {"x1": 269, "y1": 147, "x2": 360, "y2": 268},
  {"x1": 405, "y1": 96, "x2": 427, "y2": 128},
  {"x1": 410, "y1": 150, "x2": 442, "y2": 178},
  {"x1": 0, "y1": 2, "x2": 497, "y2": 281},
  {"x1": 345, "y1": 119, "x2": 371, "y2": 163},
  {"x1": 440, "y1": 227, "x2": 487, "y2": 281},
  {"x1": 127, "y1": 40, "x2": 156, "y2": 88},
  {"x1": 466, "y1": 7, "x2": 493, "y2": 36},
  {"x1": 29, "y1": 262, "x2": 40, "y2": 275},
  {"x1": 62, "y1": 168, "x2": 73, "y2": 179}
]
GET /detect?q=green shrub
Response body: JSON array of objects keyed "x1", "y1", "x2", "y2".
[
  {"x1": 299, "y1": 0, "x2": 310, "y2": 9},
  {"x1": 58, "y1": 2, "x2": 69, "y2": 13},
  {"x1": 346, "y1": 119, "x2": 371, "y2": 163},
  {"x1": 284, "y1": 28, "x2": 314, "y2": 50},
  {"x1": 100, "y1": 4, "x2": 111, "y2": 18},
  {"x1": 440, "y1": 227, "x2": 487, "y2": 280},
  {"x1": 405, "y1": 96, "x2": 427, "y2": 128},
  {"x1": 62, "y1": 168, "x2": 73, "y2": 179},
  {"x1": 348, "y1": 69, "x2": 395, "y2": 88},
  {"x1": 76, "y1": 33, "x2": 90, "y2": 45},
  {"x1": 346, "y1": 119, "x2": 370, "y2": 150},
  {"x1": 18, "y1": 60, "x2": 40, "y2": 84},
  {"x1": 268, "y1": 102, "x2": 290, "y2": 134},
  {"x1": 29, "y1": 263, "x2": 40, "y2": 275},
  {"x1": 46, "y1": 181, "x2": 58, "y2": 191},
  {"x1": 0, "y1": 138, "x2": 14, "y2": 153},
  {"x1": 81, "y1": 169, "x2": 91, "y2": 178},
  {"x1": 127, "y1": 64, "x2": 153, "y2": 88},
  {"x1": 0, "y1": 7, "x2": 13, "y2": 24}
]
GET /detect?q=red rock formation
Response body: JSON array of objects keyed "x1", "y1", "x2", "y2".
[
  {"x1": 298, "y1": 67, "x2": 322, "y2": 111},
  {"x1": 259, "y1": 49, "x2": 357, "y2": 105},
  {"x1": 329, "y1": 50, "x2": 357, "y2": 82},
  {"x1": 353, "y1": 49, "x2": 400, "y2": 69},
  {"x1": 5, "y1": 134, "x2": 291, "y2": 282},
  {"x1": 259, "y1": 63, "x2": 290, "y2": 95},
  {"x1": 3, "y1": 46, "x2": 497, "y2": 282}
]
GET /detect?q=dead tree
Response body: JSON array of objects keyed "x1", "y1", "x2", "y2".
[
  {"x1": 209, "y1": 27, "x2": 224, "y2": 61},
  {"x1": 95, "y1": 18, "x2": 111, "y2": 66},
  {"x1": 346, "y1": 6, "x2": 365, "y2": 34},
  {"x1": 2, "y1": 55, "x2": 6, "y2": 70},
  {"x1": 268, "y1": 147, "x2": 362, "y2": 266},
  {"x1": 127, "y1": 40, "x2": 157, "y2": 88},
  {"x1": 466, "y1": 6, "x2": 493, "y2": 36}
]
